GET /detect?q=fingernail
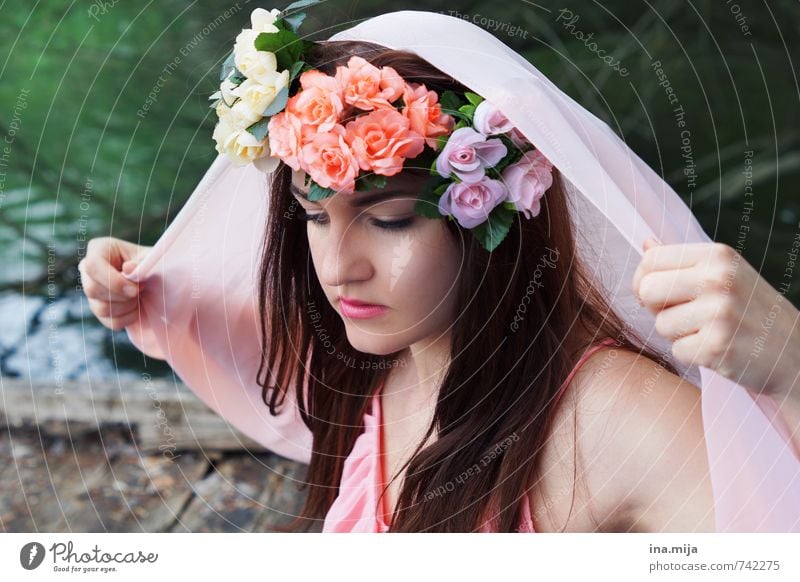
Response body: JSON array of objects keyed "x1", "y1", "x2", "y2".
[{"x1": 124, "y1": 284, "x2": 138, "y2": 297}]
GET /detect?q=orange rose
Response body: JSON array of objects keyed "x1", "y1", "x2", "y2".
[
  {"x1": 401, "y1": 82, "x2": 455, "y2": 149},
  {"x1": 267, "y1": 111, "x2": 308, "y2": 171},
  {"x1": 285, "y1": 70, "x2": 344, "y2": 134},
  {"x1": 344, "y1": 108, "x2": 425, "y2": 177},
  {"x1": 300, "y1": 124, "x2": 360, "y2": 192},
  {"x1": 334, "y1": 56, "x2": 405, "y2": 112}
]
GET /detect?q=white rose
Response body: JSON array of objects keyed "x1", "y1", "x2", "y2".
[
  {"x1": 250, "y1": 8, "x2": 281, "y2": 33},
  {"x1": 219, "y1": 75, "x2": 238, "y2": 104},
  {"x1": 215, "y1": 100, "x2": 258, "y2": 128},
  {"x1": 231, "y1": 73, "x2": 290, "y2": 118},
  {"x1": 213, "y1": 104, "x2": 278, "y2": 172}
]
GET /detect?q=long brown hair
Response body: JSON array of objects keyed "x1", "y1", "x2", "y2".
[{"x1": 255, "y1": 40, "x2": 675, "y2": 532}]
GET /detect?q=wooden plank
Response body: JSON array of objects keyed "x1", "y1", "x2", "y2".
[
  {"x1": 57, "y1": 446, "x2": 211, "y2": 532},
  {"x1": 1, "y1": 378, "x2": 268, "y2": 452},
  {"x1": 171, "y1": 453, "x2": 309, "y2": 532},
  {"x1": 0, "y1": 426, "x2": 211, "y2": 532},
  {"x1": 251, "y1": 454, "x2": 318, "y2": 532}
]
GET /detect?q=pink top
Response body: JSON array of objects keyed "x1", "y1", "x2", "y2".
[{"x1": 322, "y1": 337, "x2": 619, "y2": 532}]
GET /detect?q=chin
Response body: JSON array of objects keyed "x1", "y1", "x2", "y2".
[{"x1": 344, "y1": 331, "x2": 406, "y2": 357}]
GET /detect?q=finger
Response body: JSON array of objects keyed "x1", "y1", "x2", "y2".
[
  {"x1": 97, "y1": 309, "x2": 142, "y2": 331},
  {"x1": 81, "y1": 272, "x2": 138, "y2": 302},
  {"x1": 642, "y1": 237, "x2": 660, "y2": 252},
  {"x1": 79, "y1": 257, "x2": 139, "y2": 301},
  {"x1": 632, "y1": 242, "x2": 714, "y2": 295},
  {"x1": 653, "y1": 295, "x2": 713, "y2": 341},
  {"x1": 638, "y1": 267, "x2": 704, "y2": 310},
  {"x1": 87, "y1": 296, "x2": 139, "y2": 319},
  {"x1": 670, "y1": 327, "x2": 726, "y2": 371}
]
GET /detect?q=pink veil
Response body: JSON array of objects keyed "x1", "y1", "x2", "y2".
[{"x1": 122, "y1": 10, "x2": 799, "y2": 532}]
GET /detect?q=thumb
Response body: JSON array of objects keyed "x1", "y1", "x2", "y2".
[
  {"x1": 122, "y1": 260, "x2": 137, "y2": 274},
  {"x1": 643, "y1": 237, "x2": 661, "y2": 251}
]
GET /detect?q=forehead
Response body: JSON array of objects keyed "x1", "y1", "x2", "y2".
[{"x1": 289, "y1": 170, "x2": 426, "y2": 202}]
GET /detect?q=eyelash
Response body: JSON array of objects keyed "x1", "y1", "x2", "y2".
[{"x1": 297, "y1": 211, "x2": 414, "y2": 231}]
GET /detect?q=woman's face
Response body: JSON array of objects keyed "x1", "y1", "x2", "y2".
[{"x1": 291, "y1": 169, "x2": 463, "y2": 356}]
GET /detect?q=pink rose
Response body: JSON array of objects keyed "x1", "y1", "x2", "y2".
[
  {"x1": 473, "y1": 100, "x2": 515, "y2": 135},
  {"x1": 334, "y1": 56, "x2": 405, "y2": 111},
  {"x1": 435, "y1": 127, "x2": 507, "y2": 184},
  {"x1": 501, "y1": 149, "x2": 553, "y2": 219},
  {"x1": 285, "y1": 70, "x2": 343, "y2": 134},
  {"x1": 267, "y1": 111, "x2": 307, "y2": 171},
  {"x1": 401, "y1": 82, "x2": 455, "y2": 149},
  {"x1": 300, "y1": 124, "x2": 360, "y2": 193},
  {"x1": 437, "y1": 177, "x2": 509, "y2": 229},
  {"x1": 344, "y1": 108, "x2": 425, "y2": 176}
]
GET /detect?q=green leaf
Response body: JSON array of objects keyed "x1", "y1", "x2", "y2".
[
  {"x1": 246, "y1": 118, "x2": 270, "y2": 142},
  {"x1": 355, "y1": 173, "x2": 388, "y2": 191},
  {"x1": 470, "y1": 205, "x2": 515, "y2": 252},
  {"x1": 439, "y1": 90, "x2": 462, "y2": 112},
  {"x1": 283, "y1": 0, "x2": 323, "y2": 13},
  {"x1": 263, "y1": 86, "x2": 289, "y2": 116},
  {"x1": 414, "y1": 177, "x2": 449, "y2": 219},
  {"x1": 282, "y1": 12, "x2": 307, "y2": 32},
  {"x1": 220, "y1": 50, "x2": 235, "y2": 81},
  {"x1": 289, "y1": 60, "x2": 305, "y2": 83},
  {"x1": 464, "y1": 91, "x2": 484, "y2": 108},
  {"x1": 458, "y1": 104, "x2": 476, "y2": 121},
  {"x1": 308, "y1": 180, "x2": 336, "y2": 201},
  {"x1": 254, "y1": 29, "x2": 303, "y2": 71},
  {"x1": 228, "y1": 67, "x2": 246, "y2": 84}
]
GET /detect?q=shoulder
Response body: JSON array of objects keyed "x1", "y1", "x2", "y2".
[{"x1": 529, "y1": 344, "x2": 716, "y2": 532}]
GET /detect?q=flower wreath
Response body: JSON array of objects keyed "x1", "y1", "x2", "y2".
[{"x1": 210, "y1": 3, "x2": 554, "y2": 251}]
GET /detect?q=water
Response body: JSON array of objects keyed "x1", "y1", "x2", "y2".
[{"x1": 0, "y1": 290, "x2": 172, "y2": 381}]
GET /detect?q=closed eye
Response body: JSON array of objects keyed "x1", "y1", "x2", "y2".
[{"x1": 297, "y1": 211, "x2": 414, "y2": 231}]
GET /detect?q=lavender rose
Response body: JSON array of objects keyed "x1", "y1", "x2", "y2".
[
  {"x1": 473, "y1": 100, "x2": 515, "y2": 135},
  {"x1": 435, "y1": 127, "x2": 507, "y2": 183},
  {"x1": 501, "y1": 149, "x2": 553, "y2": 219},
  {"x1": 437, "y1": 176, "x2": 509, "y2": 229}
]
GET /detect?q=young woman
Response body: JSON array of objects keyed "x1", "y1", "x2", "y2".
[{"x1": 80, "y1": 9, "x2": 799, "y2": 533}]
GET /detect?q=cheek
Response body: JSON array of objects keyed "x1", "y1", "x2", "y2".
[{"x1": 382, "y1": 223, "x2": 462, "y2": 317}]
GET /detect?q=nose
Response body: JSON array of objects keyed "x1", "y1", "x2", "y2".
[{"x1": 314, "y1": 217, "x2": 374, "y2": 288}]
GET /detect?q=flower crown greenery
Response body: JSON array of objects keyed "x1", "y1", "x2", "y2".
[{"x1": 210, "y1": 3, "x2": 554, "y2": 251}]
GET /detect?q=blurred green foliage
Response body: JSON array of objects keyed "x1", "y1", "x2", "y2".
[{"x1": 0, "y1": 0, "x2": 798, "y2": 303}]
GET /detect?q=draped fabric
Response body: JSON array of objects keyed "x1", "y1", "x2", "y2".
[{"x1": 123, "y1": 10, "x2": 799, "y2": 532}]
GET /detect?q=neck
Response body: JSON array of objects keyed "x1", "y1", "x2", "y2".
[{"x1": 389, "y1": 333, "x2": 451, "y2": 406}]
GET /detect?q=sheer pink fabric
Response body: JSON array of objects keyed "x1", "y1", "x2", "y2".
[{"x1": 123, "y1": 10, "x2": 799, "y2": 532}]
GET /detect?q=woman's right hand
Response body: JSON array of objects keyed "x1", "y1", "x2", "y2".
[{"x1": 78, "y1": 236, "x2": 152, "y2": 331}]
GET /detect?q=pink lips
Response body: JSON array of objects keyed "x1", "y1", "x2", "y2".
[{"x1": 339, "y1": 297, "x2": 388, "y2": 319}]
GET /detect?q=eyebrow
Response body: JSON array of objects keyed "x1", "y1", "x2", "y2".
[{"x1": 289, "y1": 183, "x2": 413, "y2": 207}]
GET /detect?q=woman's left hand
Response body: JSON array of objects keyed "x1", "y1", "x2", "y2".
[{"x1": 632, "y1": 237, "x2": 800, "y2": 400}]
